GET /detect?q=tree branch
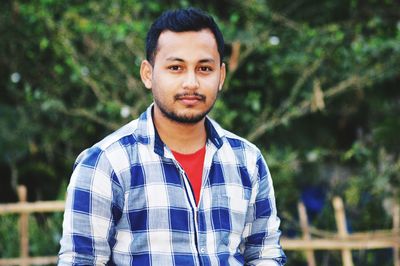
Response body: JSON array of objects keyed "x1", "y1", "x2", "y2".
[
  {"x1": 247, "y1": 74, "x2": 372, "y2": 142},
  {"x1": 60, "y1": 108, "x2": 120, "y2": 130}
]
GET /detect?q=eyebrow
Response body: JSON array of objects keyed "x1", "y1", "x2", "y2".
[{"x1": 165, "y1": 57, "x2": 216, "y2": 64}]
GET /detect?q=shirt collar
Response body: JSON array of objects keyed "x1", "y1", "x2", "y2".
[{"x1": 136, "y1": 104, "x2": 224, "y2": 156}]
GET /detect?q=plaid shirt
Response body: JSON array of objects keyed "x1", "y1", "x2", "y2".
[{"x1": 58, "y1": 105, "x2": 286, "y2": 265}]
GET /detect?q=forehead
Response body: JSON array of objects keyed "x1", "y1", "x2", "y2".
[{"x1": 155, "y1": 29, "x2": 220, "y2": 63}]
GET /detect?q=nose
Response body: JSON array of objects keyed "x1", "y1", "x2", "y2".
[{"x1": 182, "y1": 71, "x2": 199, "y2": 90}]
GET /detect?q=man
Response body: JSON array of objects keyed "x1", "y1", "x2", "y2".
[{"x1": 59, "y1": 7, "x2": 286, "y2": 266}]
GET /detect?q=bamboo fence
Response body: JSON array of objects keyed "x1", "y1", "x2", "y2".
[{"x1": 0, "y1": 185, "x2": 399, "y2": 266}]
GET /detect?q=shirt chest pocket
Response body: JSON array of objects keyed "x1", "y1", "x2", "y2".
[{"x1": 213, "y1": 195, "x2": 249, "y2": 235}]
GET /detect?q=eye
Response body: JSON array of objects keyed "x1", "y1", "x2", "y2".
[
  {"x1": 198, "y1": 66, "x2": 213, "y2": 72},
  {"x1": 168, "y1": 65, "x2": 182, "y2": 71}
]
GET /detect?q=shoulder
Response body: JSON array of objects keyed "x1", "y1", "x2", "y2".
[
  {"x1": 94, "y1": 119, "x2": 140, "y2": 151},
  {"x1": 74, "y1": 119, "x2": 140, "y2": 167},
  {"x1": 208, "y1": 118, "x2": 264, "y2": 174},
  {"x1": 208, "y1": 117, "x2": 261, "y2": 157},
  {"x1": 223, "y1": 128, "x2": 264, "y2": 171},
  {"x1": 223, "y1": 129, "x2": 260, "y2": 154}
]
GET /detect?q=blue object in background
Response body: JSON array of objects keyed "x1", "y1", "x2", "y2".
[{"x1": 301, "y1": 186, "x2": 326, "y2": 220}]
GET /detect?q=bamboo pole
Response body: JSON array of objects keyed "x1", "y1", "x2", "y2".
[
  {"x1": 333, "y1": 197, "x2": 354, "y2": 266},
  {"x1": 394, "y1": 201, "x2": 400, "y2": 266},
  {"x1": 17, "y1": 186, "x2": 29, "y2": 266},
  {"x1": 0, "y1": 200, "x2": 65, "y2": 214},
  {"x1": 280, "y1": 237, "x2": 398, "y2": 250},
  {"x1": 0, "y1": 256, "x2": 58, "y2": 266},
  {"x1": 1, "y1": 193, "x2": 399, "y2": 265},
  {"x1": 298, "y1": 202, "x2": 316, "y2": 266}
]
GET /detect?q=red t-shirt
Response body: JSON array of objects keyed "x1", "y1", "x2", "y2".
[{"x1": 172, "y1": 146, "x2": 206, "y2": 205}]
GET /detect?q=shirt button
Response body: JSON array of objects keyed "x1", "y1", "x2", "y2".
[{"x1": 200, "y1": 247, "x2": 205, "y2": 253}]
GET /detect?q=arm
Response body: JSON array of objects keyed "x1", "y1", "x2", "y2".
[
  {"x1": 242, "y1": 155, "x2": 286, "y2": 266},
  {"x1": 58, "y1": 146, "x2": 124, "y2": 265}
]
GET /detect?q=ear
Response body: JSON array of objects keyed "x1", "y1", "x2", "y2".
[
  {"x1": 218, "y1": 63, "x2": 226, "y2": 91},
  {"x1": 140, "y1": 60, "x2": 153, "y2": 89}
]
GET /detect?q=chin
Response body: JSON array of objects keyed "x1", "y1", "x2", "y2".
[
  {"x1": 168, "y1": 110, "x2": 208, "y2": 124},
  {"x1": 178, "y1": 113, "x2": 206, "y2": 123}
]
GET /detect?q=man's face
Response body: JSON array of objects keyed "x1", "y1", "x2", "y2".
[{"x1": 141, "y1": 29, "x2": 226, "y2": 124}]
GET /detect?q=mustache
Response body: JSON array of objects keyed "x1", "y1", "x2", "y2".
[{"x1": 174, "y1": 92, "x2": 206, "y2": 102}]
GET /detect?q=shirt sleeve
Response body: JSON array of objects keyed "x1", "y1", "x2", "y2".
[
  {"x1": 58, "y1": 146, "x2": 124, "y2": 265},
  {"x1": 242, "y1": 154, "x2": 287, "y2": 265}
]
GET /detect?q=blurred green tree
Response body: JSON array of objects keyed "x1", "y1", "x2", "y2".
[{"x1": 0, "y1": 0, "x2": 399, "y2": 264}]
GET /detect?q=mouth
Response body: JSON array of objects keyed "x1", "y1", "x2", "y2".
[{"x1": 175, "y1": 93, "x2": 206, "y2": 105}]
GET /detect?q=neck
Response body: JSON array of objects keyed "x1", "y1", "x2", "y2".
[{"x1": 152, "y1": 106, "x2": 207, "y2": 154}]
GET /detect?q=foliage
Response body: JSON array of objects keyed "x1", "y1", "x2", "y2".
[
  {"x1": 0, "y1": 213, "x2": 62, "y2": 259},
  {"x1": 1, "y1": 0, "x2": 399, "y2": 265},
  {"x1": 0, "y1": 214, "x2": 19, "y2": 257},
  {"x1": 29, "y1": 212, "x2": 63, "y2": 256}
]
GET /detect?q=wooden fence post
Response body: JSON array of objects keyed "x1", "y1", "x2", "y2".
[
  {"x1": 17, "y1": 185, "x2": 29, "y2": 266},
  {"x1": 394, "y1": 200, "x2": 400, "y2": 266},
  {"x1": 333, "y1": 197, "x2": 354, "y2": 266},
  {"x1": 298, "y1": 201, "x2": 316, "y2": 266}
]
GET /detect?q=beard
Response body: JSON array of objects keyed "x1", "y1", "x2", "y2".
[{"x1": 154, "y1": 92, "x2": 218, "y2": 124}]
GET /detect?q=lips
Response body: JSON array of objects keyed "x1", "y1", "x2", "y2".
[{"x1": 175, "y1": 93, "x2": 206, "y2": 105}]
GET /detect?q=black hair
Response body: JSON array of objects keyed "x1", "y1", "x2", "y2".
[{"x1": 146, "y1": 7, "x2": 224, "y2": 65}]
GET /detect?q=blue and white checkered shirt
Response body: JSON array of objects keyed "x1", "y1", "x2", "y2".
[{"x1": 58, "y1": 104, "x2": 286, "y2": 265}]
